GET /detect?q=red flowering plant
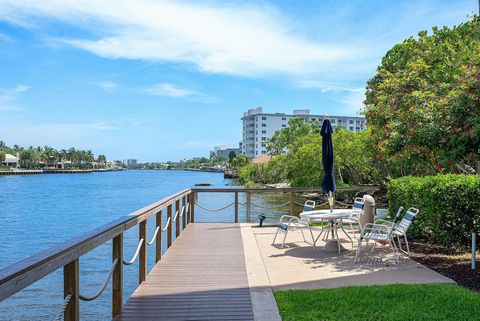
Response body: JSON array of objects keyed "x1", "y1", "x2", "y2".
[{"x1": 363, "y1": 16, "x2": 480, "y2": 176}]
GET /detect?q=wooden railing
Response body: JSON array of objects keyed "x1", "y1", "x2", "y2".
[{"x1": 0, "y1": 186, "x2": 378, "y2": 320}]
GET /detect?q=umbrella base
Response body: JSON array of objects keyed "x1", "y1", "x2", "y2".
[{"x1": 322, "y1": 240, "x2": 347, "y2": 253}]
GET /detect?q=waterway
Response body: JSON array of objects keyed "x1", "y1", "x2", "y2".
[{"x1": 0, "y1": 170, "x2": 290, "y2": 320}]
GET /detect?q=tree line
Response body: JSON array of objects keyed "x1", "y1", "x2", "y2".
[{"x1": 0, "y1": 141, "x2": 108, "y2": 170}]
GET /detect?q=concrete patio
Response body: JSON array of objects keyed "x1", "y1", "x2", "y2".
[{"x1": 239, "y1": 223, "x2": 455, "y2": 319}]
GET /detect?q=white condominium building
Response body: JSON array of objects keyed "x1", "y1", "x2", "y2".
[{"x1": 241, "y1": 107, "x2": 366, "y2": 158}]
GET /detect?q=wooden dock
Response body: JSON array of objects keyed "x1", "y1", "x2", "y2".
[{"x1": 116, "y1": 223, "x2": 254, "y2": 321}]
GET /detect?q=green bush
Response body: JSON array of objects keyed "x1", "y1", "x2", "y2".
[{"x1": 387, "y1": 174, "x2": 480, "y2": 247}]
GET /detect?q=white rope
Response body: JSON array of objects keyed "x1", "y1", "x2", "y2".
[
  {"x1": 79, "y1": 259, "x2": 118, "y2": 301},
  {"x1": 53, "y1": 294, "x2": 72, "y2": 321},
  {"x1": 147, "y1": 226, "x2": 160, "y2": 245},
  {"x1": 173, "y1": 210, "x2": 179, "y2": 222},
  {"x1": 250, "y1": 200, "x2": 290, "y2": 210},
  {"x1": 194, "y1": 201, "x2": 235, "y2": 212},
  {"x1": 162, "y1": 217, "x2": 171, "y2": 231},
  {"x1": 123, "y1": 239, "x2": 144, "y2": 265},
  {"x1": 179, "y1": 205, "x2": 185, "y2": 217}
]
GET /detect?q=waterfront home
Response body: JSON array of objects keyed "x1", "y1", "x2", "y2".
[{"x1": 2, "y1": 153, "x2": 19, "y2": 169}]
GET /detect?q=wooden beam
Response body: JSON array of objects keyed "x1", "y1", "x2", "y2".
[
  {"x1": 139, "y1": 221, "x2": 147, "y2": 284},
  {"x1": 182, "y1": 196, "x2": 187, "y2": 230},
  {"x1": 112, "y1": 234, "x2": 123, "y2": 317},
  {"x1": 190, "y1": 193, "x2": 195, "y2": 223},
  {"x1": 63, "y1": 259, "x2": 79, "y2": 321},
  {"x1": 234, "y1": 192, "x2": 239, "y2": 223},
  {"x1": 155, "y1": 210, "x2": 162, "y2": 262},
  {"x1": 175, "y1": 199, "x2": 180, "y2": 238},
  {"x1": 167, "y1": 205, "x2": 172, "y2": 248}
]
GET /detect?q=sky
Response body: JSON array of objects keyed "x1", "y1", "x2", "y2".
[{"x1": 0, "y1": 0, "x2": 477, "y2": 162}]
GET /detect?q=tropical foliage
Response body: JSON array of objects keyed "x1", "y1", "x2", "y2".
[
  {"x1": 0, "y1": 141, "x2": 108, "y2": 170},
  {"x1": 364, "y1": 17, "x2": 480, "y2": 176}
]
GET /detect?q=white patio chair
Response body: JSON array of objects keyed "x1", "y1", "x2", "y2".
[
  {"x1": 342, "y1": 197, "x2": 365, "y2": 237},
  {"x1": 354, "y1": 206, "x2": 407, "y2": 263},
  {"x1": 272, "y1": 200, "x2": 317, "y2": 250},
  {"x1": 391, "y1": 207, "x2": 419, "y2": 255}
]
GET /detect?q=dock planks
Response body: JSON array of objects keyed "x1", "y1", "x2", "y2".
[{"x1": 115, "y1": 223, "x2": 254, "y2": 321}]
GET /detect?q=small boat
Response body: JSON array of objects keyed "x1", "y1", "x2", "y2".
[{"x1": 195, "y1": 183, "x2": 211, "y2": 186}]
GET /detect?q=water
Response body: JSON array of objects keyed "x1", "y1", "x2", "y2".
[{"x1": 0, "y1": 170, "x2": 294, "y2": 320}]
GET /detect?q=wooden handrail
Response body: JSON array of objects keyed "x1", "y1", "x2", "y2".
[
  {"x1": 0, "y1": 185, "x2": 379, "y2": 320},
  {"x1": 0, "y1": 188, "x2": 191, "y2": 302}
]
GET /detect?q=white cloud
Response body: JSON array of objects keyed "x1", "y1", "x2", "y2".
[
  {"x1": 97, "y1": 81, "x2": 118, "y2": 91},
  {"x1": 143, "y1": 83, "x2": 217, "y2": 103},
  {"x1": 0, "y1": 84, "x2": 30, "y2": 111},
  {"x1": 0, "y1": 0, "x2": 365, "y2": 77},
  {"x1": 299, "y1": 80, "x2": 364, "y2": 94}
]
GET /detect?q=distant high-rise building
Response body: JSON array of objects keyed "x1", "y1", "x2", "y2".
[
  {"x1": 124, "y1": 159, "x2": 138, "y2": 167},
  {"x1": 241, "y1": 107, "x2": 366, "y2": 158},
  {"x1": 211, "y1": 145, "x2": 240, "y2": 160}
]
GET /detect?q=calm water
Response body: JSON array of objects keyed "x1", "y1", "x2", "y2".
[{"x1": 0, "y1": 170, "x2": 290, "y2": 320}]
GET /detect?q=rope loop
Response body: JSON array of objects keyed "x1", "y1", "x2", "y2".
[
  {"x1": 123, "y1": 239, "x2": 144, "y2": 265},
  {"x1": 194, "y1": 201, "x2": 235, "y2": 212},
  {"x1": 79, "y1": 259, "x2": 119, "y2": 301},
  {"x1": 162, "y1": 217, "x2": 171, "y2": 231},
  {"x1": 147, "y1": 226, "x2": 160, "y2": 245},
  {"x1": 53, "y1": 294, "x2": 72, "y2": 321}
]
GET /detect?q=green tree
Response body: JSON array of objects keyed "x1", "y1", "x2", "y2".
[
  {"x1": 363, "y1": 17, "x2": 480, "y2": 175},
  {"x1": 0, "y1": 151, "x2": 5, "y2": 163}
]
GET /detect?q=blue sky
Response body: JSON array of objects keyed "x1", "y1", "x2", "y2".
[{"x1": 0, "y1": 0, "x2": 477, "y2": 161}]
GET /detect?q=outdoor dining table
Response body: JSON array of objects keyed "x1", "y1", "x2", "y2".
[{"x1": 299, "y1": 209, "x2": 361, "y2": 253}]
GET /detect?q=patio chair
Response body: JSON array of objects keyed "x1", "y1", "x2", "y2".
[
  {"x1": 392, "y1": 207, "x2": 419, "y2": 255},
  {"x1": 354, "y1": 206, "x2": 412, "y2": 263},
  {"x1": 342, "y1": 197, "x2": 365, "y2": 237},
  {"x1": 272, "y1": 200, "x2": 317, "y2": 250}
]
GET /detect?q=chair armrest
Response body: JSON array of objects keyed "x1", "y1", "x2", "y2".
[
  {"x1": 279, "y1": 215, "x2": 299, "y2": 224},
  {"x1": 362, "y1": 223, "x2": 390, "y2": 235}
]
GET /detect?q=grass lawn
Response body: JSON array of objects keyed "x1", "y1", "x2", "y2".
[{"x1": 274, "y1": 284, "x2": 480, "y2": 321}]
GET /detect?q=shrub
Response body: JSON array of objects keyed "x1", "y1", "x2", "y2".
[{"x1": 387, "y1": 174, "x2": 480, "y2": 247}]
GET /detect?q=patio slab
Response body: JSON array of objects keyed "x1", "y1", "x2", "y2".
[{"x1": 251, "y1": 226, "x2": 455, "y2": 291}]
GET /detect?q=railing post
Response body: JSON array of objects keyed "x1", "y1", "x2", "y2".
[
  {"x1": 112, "y1": 234, "x2": 123, "y2": 317},
  {"x1": 139, "y1": 221, "x2": 147, "y2": 284},
  {"x1": 156, "y1": 210, "x2": 162, "y2": 262},
  {"x1": 246, "y1": 192, "x2": 251, "y2": 223},
  {"x1": 167, "y1": 204, "x2": 173, "y2": 248},
  {"x1": 191, "y1": 193, "x2": 195, "y2": 223},
  {"x1": 234, "y1": 192, "x2": 239, "y2": 223},
  {"x1": 290, "y1": 191, "x2": 295, "y2": 216},
  {"x1": 64, "y1": 259, "x2": 79, "y2": 321},
  {"x1": 175, "y1": 199, "x2": 180, "y2": 238},
  {"x1": 182, "y1": 196, "x2": 187, "y2": 230}
]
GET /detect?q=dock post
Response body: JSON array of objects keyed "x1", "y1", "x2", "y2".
[
  {"x1": 290, "y1": 191, "x2": 295, "y2": 216},
  {"x1": 167, "y1": 205, "x2": 173, "y2": 248},
  {"x1": 64, "y1": 259, "x2": 79, "y2": 321},
  {"x1": 246, "y1": 192, "x2": 251, "y2": 223},
  {"x1": 156, "y1": 210, "x2": 162, "y2": 262},
  {"x1": 139, "y1": 221, "x2": 147, "y2": 284},
  {"x1": 182, "y1": 196, "x2": 187, "y2": 230},
  {"x1": 175, "y1": 199, "x2": 180, "y2": 238},
  {"x1": 112, "y1": 234, "x2": 123, "y2": 317},
  {"x1": 191, "y1": 193, "x2": 195, "y2": 223},
  {"x1": 234, "y1": 192, "x2": 239, "y2": 223}
]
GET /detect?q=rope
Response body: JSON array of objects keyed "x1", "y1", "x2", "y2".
[
  {"x1": 173, "y1": 210, "x2": 179, "y2": 222},
  {"x1": 53, "y1": 294, "x2": 72, "y2": 321},
  {"x1": 79, "y1": 259, "x2": 118, "y2": 301},
  {"x1": 250, "y1": 200, "x2": 290, "y2": 210},
  {"x1": 123, "y1": 239, "x2": 144, "y2": 265},
  {"x1": 162, "y1": 217, "x2": 171, "y2": 231},
  {"x1": 146, "y1": 226, "x2": 160, "y2": 245},
  {"x1": 179, "y1": 205, "x2": 185, "y2": 217},
  {"x1": 194, "y1": 201, "x2": 235, "y2": 212}
]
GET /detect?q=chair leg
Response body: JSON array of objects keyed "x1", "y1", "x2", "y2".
[
  {"x1": 355, "y1": 238, "x2": 363, "y2": 262},
  {"x1": 340, "y1": 224, "x2": 354, "y2": 248},
  {"x1": 334, "y1": 227, "x2": 341, "y2": 253},
  {"x1": 349, "y1": 222, "x2": 356, "y2": 238},
  {"x1": 389, "y1": 239, "x2": 400, "y2": 264},
  {"x1": 308, "y1": 227, "x2": 316, "y2": 252},
  {"x1": 397, "y1": 235, "x2": 403, "y2": 253},
  {"x1": 281, "y1": 229, "x2": 289, "y2": 248},
  {"x1": 272, "y1": 229, "x2": 279, "y2": 245},
  {"x1": 404, "y1": 234, "x2": 410, "y2": 255}
]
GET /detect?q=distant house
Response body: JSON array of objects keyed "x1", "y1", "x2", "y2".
[{"x1": 3, "y1": 154, "x2": 19, "y2": 168}]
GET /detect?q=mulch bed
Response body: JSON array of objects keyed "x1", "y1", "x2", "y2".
[{"x1": 409, "y1": 240, "x2": 480, "y2": 291}]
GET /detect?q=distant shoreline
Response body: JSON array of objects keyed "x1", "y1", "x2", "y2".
[{"x1": 0, "y1": 168, "x2": 126, "y2": 176}]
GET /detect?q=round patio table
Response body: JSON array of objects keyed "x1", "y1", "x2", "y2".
[{"x1": 300, "y1": 209, "x2": 360, "y2": 253}]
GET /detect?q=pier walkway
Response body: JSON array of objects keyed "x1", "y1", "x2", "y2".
[{"x1": 116, "y1": 223, "x2": 254, "y2": 321}]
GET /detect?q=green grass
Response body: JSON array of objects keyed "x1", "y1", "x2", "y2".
[{"x1": 274, "y1": 284, "x2": 480, "y2": 321}]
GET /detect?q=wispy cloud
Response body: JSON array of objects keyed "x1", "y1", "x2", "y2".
[
  {"x1": 0, "y1": 1, "x2": 365, "y2": 78},
  {"x1": 299, "y1": 80, "x2": 364, "y2": 94},
  {"x1": 142, "y1": 83, "x2": 217, "y2": 103},
  {"x1": 96, "y1": 81, "x2": 118, "y2": 91},
  {"x1": 0, "y1": 84, "x2": 30, "y2": 111}
]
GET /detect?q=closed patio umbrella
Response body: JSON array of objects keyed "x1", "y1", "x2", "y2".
[{"x1": 320, "y1": 119, "x2": 336, "y2": 212}]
